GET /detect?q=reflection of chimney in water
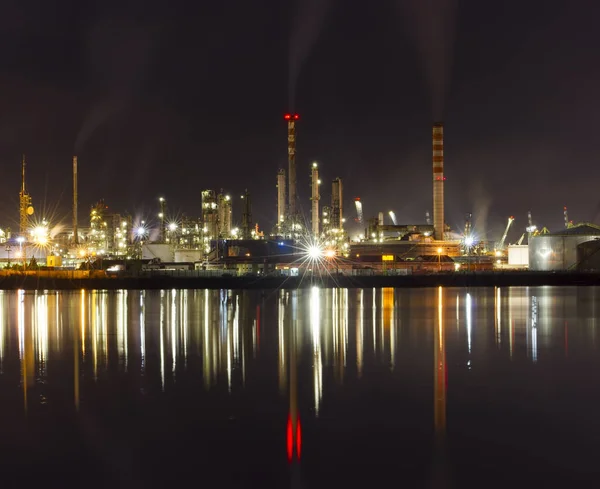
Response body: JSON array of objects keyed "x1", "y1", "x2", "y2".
[
  {"x1": 434, "y1": 286, "x2": 446, "y2": 437},
  {"x1": 287, "y1": 292, "x2": 301, "y2": 464}
]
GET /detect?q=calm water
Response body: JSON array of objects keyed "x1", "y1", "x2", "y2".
[{"x1": 0, "y1": 286, "x2": 599, "y2": 487}]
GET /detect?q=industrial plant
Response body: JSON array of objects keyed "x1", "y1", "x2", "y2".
[{"x1": 0, "y1": 116, "x2": 598, "y2": 278}]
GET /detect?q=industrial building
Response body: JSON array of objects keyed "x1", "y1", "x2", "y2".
[
  {"x1": 5, "y1": 118, "x2": 577, "y2": 277},
  {"x1": 529, "y1": 223, "x2": 600, "y2": 271}
]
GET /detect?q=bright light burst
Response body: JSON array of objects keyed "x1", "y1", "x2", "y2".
[{"x1": 308, "y1": 245, "x2": 323, "y2": 259}]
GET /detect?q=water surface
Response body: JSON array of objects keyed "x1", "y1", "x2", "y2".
[{"x1": 0, "y1": 286, "x2": 599, "y2": 487}]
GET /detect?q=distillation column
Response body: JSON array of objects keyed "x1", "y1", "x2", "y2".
[
  {"x1": 311, "y1": 162, "x2": 320, "y2": 236},
  {"x1": 277, "y1": 169, "x2": 287, "y2": 235}
]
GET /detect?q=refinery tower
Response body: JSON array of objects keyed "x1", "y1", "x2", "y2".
[{"x1": 432, "y1": 123, "x2": 445, "y2": 240}]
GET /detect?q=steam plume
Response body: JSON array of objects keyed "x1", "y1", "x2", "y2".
[
  {"x1": 288, "y1": 0, "x2": 334, "y2": 109},
  {"x1": 397, "y1": 0, "x2": 458, "y2": 119}
]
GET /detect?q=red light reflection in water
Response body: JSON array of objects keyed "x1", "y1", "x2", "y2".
[
  {"x1": 287, "y1": 415, "x2": 293, "y2": 462},
  {"x1": 296, "y1": 417, "x2": 302, "y2": 460}
]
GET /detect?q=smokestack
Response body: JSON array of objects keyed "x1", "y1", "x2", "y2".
[
  {"x1": 285, "y1": 113, "x2": 299, "y2": 222},
  {"x1": 73, "y1": 156, "x2": 78, "y2": 245},
  {"x1": 242, "y1": 189, "x2": 252, "y2": 239},
  {"x1": 433, "y1": 123, "x2": 445, "y2": 240},
  {"x1": 311, "y1": 162, "x2": 320, "y2": 236},
  {"x1": 277, "y1": 169, "x2": 287, "y2": 235}
]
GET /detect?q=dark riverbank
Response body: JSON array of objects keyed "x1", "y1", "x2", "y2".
[{"x1": 1, "y1": 271, "x2": 599, "y2": 290}]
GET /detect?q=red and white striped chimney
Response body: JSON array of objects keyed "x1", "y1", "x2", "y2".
[{"x1": 432, "y1": 123, "x2": 444, "y2": 240}]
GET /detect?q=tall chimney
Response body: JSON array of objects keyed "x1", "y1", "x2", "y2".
[
  {"x1": 432, "y1": 123, "x2": 445, "y2": 241},
  {"x1": 73, "y1": 156, "x2": 78, "y2": 245},
  {"x1": 241, "y1": 189, "x2": 252, "y2": 239},
  {"x1": 285, "y1": 113, "x2": 299, "y2": 223}
]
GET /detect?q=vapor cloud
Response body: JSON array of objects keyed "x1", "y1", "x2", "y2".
[
  {"x1": 396, "y1": 0, "x2": 458, "y2": 119},
  {"x1": 75, "y1": 18, "x2": 156, "y2": 152},
  {"x1": 469, "y1": 179, "x2": 492, "y2": 241},
  {"x1": 288, "y1": 0, "x2": 334, "y2": 109}
]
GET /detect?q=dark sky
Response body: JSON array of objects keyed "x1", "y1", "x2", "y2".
[{"x1": 1, "y1": 0, "x2": 599, "y2": 242}]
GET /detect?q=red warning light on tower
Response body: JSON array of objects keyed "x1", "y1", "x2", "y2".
[{"x1": 284, "y1": 113, "x2": 300, "y2": 120}]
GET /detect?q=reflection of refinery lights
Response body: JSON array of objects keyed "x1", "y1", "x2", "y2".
[
  {"x1": 140, "y1": 291, "x2": 145, "y2": 373},
  {"x1": 160, "y1": 290, "x2": 166, "y2": 391},
  {"x1": 466, "y1": 293, "x2": 472, "y2": 356},
  {"x1": 531, "y1": 295, "x2": 538, "y2": 363},
  {"x1": 357, "y1": 289, "x2": 364, "y2": 377},
  {"x1": 117, "y1": 291, "x2": 128, "y2": 371},
  {"x1": 278, "y1": 291, "x2": 286, "y2": 394},
  {"x1": 0, "y1": 292, "x2": 4, "y2": 365},
  {"x1": 310, "y1": 287, "x2": 323, "y2": 416},
  {"x1": 35, "y1": 293, "x2": 49, "y2": 371},
  {"x1": 495, "y1": 288, "x2": 502, "y2": 347},
  {"x1": 171, "y1": 289, "x2": 177, "y2": 374}
]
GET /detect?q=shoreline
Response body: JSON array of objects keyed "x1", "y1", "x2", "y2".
[{"x1": 0, "y1": 271, "x2": 599, "y2": 290}]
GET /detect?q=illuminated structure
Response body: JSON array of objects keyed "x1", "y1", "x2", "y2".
[
  {"x1": 529, "y1": 223, "x2": 600, "y2": 271},
  {"x1": 19, "y1": 155, "x2": 34, "y2": 237},
  {"x1": 88, "y1": 200, "x2": 131, "y2": 255},
  {"x1": 158, "y1": 197, "x2": 166, "y2": 243},
  {"x1": 354, "y1": 198, "x2": 363, "y2": 225},
  {"x1": 432, "y1": 123, "x2": 445, "y2": 240},
  {"x1": 277, "y1": 169, "x2": 287, "y2": 234},
  {"x1": 284, "y1": 113, "x2": 299, "y2": 223},
  {"x1": 321, "y1": 206, "x2": 331, "y2": 235},
  {"x1": 217, "y1": 191, "x2": 232, "y2": 238},
  {"x1": 174, "y1": 216, "x2": 203, "y2": 250},
  {"x1": 201, "y1": 190, "x2": 218, "y2": 241},
  {"x1": 331, "y1": 177, "x2": 343, "y2": 230},
  {"x1": 311, "y1": 162, "x2": 320, "y2": 236},
  {"x1": 72, "y1": 156, "x2": 78, "y2": 245}
]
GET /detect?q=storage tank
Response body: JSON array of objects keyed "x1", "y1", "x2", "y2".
[{"x1": 529, "y1": 224, "x2": 600, "y2": 271}]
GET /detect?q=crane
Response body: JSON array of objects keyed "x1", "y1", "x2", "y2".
[{"x1": 496, "y1": 216, "x2": 514, "y2": 250}]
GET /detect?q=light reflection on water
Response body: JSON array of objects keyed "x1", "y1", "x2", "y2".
[
  {"x1": 0, "y1": 287, "x2": 597, "y2": 407},
  {"x1": 0, "y1": 286, "x2": 598, "y2": 485}
]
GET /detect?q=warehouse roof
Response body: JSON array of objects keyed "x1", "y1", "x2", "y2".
[{"x1": 548, "y1": 223, "x2": 600, "y2": 237}]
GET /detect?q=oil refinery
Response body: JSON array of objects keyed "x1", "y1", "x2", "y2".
[{"x1": 0, "y1": 116, "x2": 599, "y2": 278}]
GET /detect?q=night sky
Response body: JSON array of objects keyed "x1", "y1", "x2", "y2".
[{"x1": 0, "y1": 0, "x2": 599, "y2": 242}]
